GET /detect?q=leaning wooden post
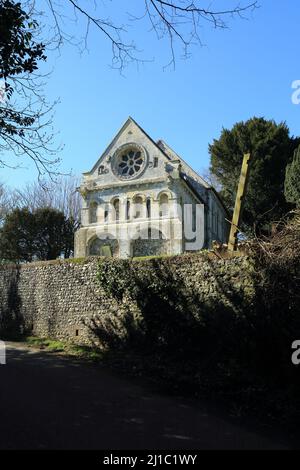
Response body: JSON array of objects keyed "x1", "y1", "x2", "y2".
[{"x1": 228, "y1": 153, "x2": 252, "y2": 251}]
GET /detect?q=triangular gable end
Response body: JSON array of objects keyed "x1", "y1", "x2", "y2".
[{"x1": 83, "y1": 117, "x2": 171, "y2": 176}]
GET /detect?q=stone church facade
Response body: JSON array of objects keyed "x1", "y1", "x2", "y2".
[{"x1": 74, "y1": 117, "x2": 229, "y2": 258}]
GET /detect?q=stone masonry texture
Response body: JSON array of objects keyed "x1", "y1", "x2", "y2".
[{"x1": 0, "y1": 254, "x2": 254, "y2": 346}]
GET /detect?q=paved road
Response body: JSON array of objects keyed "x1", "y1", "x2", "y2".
[{"x1": 0, "y1": 343, "x2": 288, "y2": 450}]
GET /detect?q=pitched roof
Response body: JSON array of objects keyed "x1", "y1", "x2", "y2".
[
  {"x1": 84, "y1": 116, "x2": 171, "y2": 175},
  {"x1": 156, "y1": 139, "x2": 211, "y2": 189},
  {"x1": 157, "y1": 138, "x2": 229, "y2": 216},
  {"x1": 83, "y1": 116, "x2": 229, "y2": 215}
]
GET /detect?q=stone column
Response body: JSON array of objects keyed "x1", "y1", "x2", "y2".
[
  {"x1": 151, "y1": 198, "x2": 160, "y2": 220},
  {"x1": 142, "y1": 196, "x2": 148, "y2": 219},
  {"x1": 119, "y1": 197, "x2": 127, "y2": 222}
]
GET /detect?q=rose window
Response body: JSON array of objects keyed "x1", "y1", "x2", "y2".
[{"x1": 112, "y1": 144, "x2": 147, "y2": 180}]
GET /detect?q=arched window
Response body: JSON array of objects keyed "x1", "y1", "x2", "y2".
[
  {"x1": 89, "y1": 201, "x2": 98, "y2": 224},
  {"x1": 159, "y1": 193, "x2": 169, "y2": 217},
  {"x1": 126, "y1": 200, "x2": 130, "y2": 220},
  {"x1": 133, "y1": 195, "x2": 143, "y2": 219},
  {"x1": 89, "y1": 235, "x2": 119, "y2": 257},
  {"x1": 146, "y1": 198, "x2": 151, "y2": 218},
  {"x1": 113, "y1": 199, "x2": 120, "y2": 221},
  {"x1": 104, "y1": 209, "x2": 109, "y2": 223}
]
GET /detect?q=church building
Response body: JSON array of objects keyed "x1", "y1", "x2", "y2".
[{"x1": 74, "y1": 117, "x2": 229, "y2": 258}]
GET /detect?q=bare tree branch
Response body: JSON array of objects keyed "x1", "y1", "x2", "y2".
[
  {"x1": 43, "y1": 0, "x2": 259, "y2": 69},
  {"x1": 13, "y1": 173, "x2": 81, "y2": 228},
  {"x1": 0, "y1": 0, "x2": 258, "y2": 177},
  {"x1": 0, "y1": 0, "x2": 62, "y2": 176}
]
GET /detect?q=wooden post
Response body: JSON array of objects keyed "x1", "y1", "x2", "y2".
[{"x1": 228, "y1": 153, "x2": 252, "y2": 251}]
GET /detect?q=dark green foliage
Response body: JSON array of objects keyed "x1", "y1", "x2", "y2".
[
  {"x1": 209, "y1": 117, "x2": 299, "y2": 235},
  {"x1": 95, "y1": 244, "x2": 300, "y2": 422},
  {"x1": 0, "y1": 265, "x2": 24, "y2": 339},
  {"x1": 96, "y1": 255, "x2": 255, "y2": 358},
  {"x1": 0, "y1": 1, "x2": 45, "y2": 78},
  {"x1": 0, "y1": 207, "x2": 74, "y2": 262},
  {"x1": 285, "y1": 145, "x2": 300, "y2": 207},
  {"x1": 97, "y1": 259, "x2": 138, "y2": 302},
  {"x1": 0, "y1": 0, "x2": 46, "y2": 135},
  {"x1": 0, "y1": 1, "x2": 58, "y2": 174}
]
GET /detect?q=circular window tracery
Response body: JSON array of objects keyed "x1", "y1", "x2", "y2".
[{"x1": 112, "y1": 144, "x2": 146, "y2": 180}]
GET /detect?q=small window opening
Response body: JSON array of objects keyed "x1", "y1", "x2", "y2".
[
  {"x1": 126, "y1": 200, "x2": 130, "y2": 220},
  {"x1": 146, "y1": 198, "x2": 151, "y2": 218}
]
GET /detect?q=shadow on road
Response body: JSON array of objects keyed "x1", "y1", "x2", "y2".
[{"x1": 0, "y1": 343, "x2": 289, "y2": 450}]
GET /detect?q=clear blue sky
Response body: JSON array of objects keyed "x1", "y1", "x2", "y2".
[{"x1": 2, "y1": 0, "x2": 300, "y2": 187}]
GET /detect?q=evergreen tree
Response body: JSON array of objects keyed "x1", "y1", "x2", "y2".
[
  {"x1": 0, "y1": 207, "x2": 74, "y2": 262},
  {"x1": 209, "y1": 117, "x2": 299, "y2": 235},
  {"x1": 285, "y1": 145, "x2": 300, "y2": 207}
]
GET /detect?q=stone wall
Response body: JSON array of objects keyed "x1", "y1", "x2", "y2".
[
  {"x1": 0, "y1": 254, "x2": 254, "y2": 346},
  {"x1": 0, "y1": 259, "x2": 119, "y2": 344}
]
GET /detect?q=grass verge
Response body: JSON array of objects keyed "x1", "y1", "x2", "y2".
[{"x1": 24, "y1": 336, "x2": 103, "y2": 361}]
